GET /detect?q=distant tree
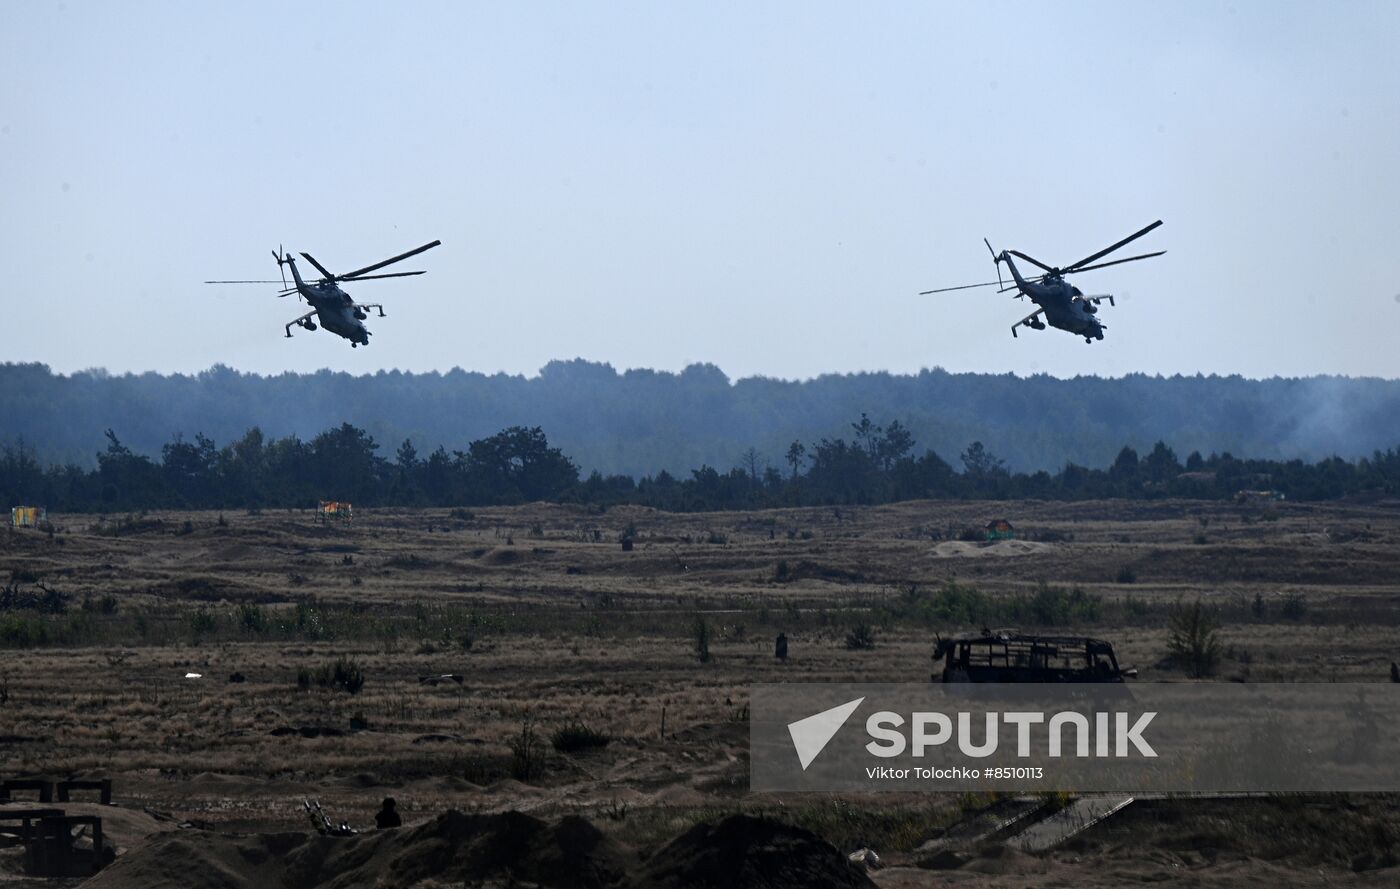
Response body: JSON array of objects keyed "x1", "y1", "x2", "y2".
[
  {"x1": 740, "y1": 447, "x2": 762, "y2": 486},
  {"x1": 851, "y1": 413, "x2": 881, "y2": 458},
  {"x1": 395, "y1": 438, "x2": 419, "y2": 471},
  {"x1": 807, "y1": 437, "x2": 880, "y2": 503},
  {"x1": 1111, "y1": 446, "x2": 1140, "y2": 479},
  {"x1": 960, "y1": 441, "x2": 1005, "y2": 478},
  {"x1": 161, "y1": 433, "x2": 220, "y2": 507},
  {"x1": 220, "y1": 427, "x2": 269, "y2": 508},
  {"x1": 309, "y1": 423, "x2": 387, "y2": 504},
  {"x1": 762, "y1": 466, "x2": 784, "y2": 491},
  {"x1": 466, "y1": 426, "x2": 578, "y2": 503},
  {"x1": 1144, "y1": 441, "x2": 1182, "y2": 483},
  {"x1": 96, "y1": 429, "x2": 162, "y2": 508},
  {"x1": 785, "y1": 441, "x2": 807, "y2": 480},
  {"x1": 393, "y1": 438, "x2": 421, "y2": 503},
  {"x1": 876, "y1": 420, "x2": 915, "y2": 470}
]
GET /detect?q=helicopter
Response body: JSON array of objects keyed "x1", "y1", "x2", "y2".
[
  {"x1": 921, "y1": 221, "x2": 1164, "y2": 343},
  {"x1": 206, "y1": 240, "x2": 441, "y2": 346}
]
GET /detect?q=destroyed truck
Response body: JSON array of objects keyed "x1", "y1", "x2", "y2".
[{"x1": 932, "y1": 629, "x2": 1137, "y2": 683}]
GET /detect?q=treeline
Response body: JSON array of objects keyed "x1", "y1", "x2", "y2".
[
  {"x1": 4, "y1": 416, "x2": 1399, "y2": 513},
  {"x1": 5, "y1": 362, "x2": 1400, "y2": 479}
]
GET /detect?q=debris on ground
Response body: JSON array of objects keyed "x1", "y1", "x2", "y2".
[{"x1": 638, "y1": 814, "x2": 877, "y2": 888}]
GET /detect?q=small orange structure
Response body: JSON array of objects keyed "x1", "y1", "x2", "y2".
[
  {"x1": 11, "y1": 506, "x2": 47, "y2": 528},
  {"x1": 985, "y1": 518, "x2": 1015, "y2": 541},
  {"x1": 318, "y1": 501, "x2": 353, "y2": 522}
]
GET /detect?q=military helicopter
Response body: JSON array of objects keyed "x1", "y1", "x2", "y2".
[
  {"x1": 921, "y1": 221, "x2": 1164, "y2": 343},
  {"x1": 206, "y1": 240, "x2": 441, "y2": 346}
]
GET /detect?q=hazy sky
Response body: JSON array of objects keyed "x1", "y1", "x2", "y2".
[{"x1": 4, "y1": 1, "x2": 1398, "y2": 381}]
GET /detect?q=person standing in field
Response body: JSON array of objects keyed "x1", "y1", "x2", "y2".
[{"x1": 375, "y1": 798, "x2": 402, "y2": 829}]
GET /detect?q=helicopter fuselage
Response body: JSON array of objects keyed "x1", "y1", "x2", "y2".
[
  {"x1": 1002, "y1": 255, "x2": 1106, "y2": 341},
  {"x1": 286, "y1": 259, "x2": 371, "y2": 346}
]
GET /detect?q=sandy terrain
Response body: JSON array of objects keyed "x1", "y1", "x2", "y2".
[{"x1": 1, "y1": 497, "x2": 1398, "y2": 885}]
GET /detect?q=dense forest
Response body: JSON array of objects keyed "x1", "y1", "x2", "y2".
[
  {"x1": 3, "y1": 415, "x2": 1398, "y2": 513},
  {"x1": 3, "y1": 362, "x2": 1400, "y2": 479}
]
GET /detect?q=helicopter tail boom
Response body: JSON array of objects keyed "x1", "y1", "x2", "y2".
[
  {"x1": 281, "y1": 253, "x2": 310, "y2": 300},
  {"x1": 998, "y1": 251, "x2": 1032, "y2": 294}
]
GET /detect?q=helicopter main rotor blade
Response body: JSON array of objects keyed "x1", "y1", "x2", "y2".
[
  {"x1": 1006, "y1": 250, "x2": 1056, "y2": 274},
  {"x1": 338, "y1": 270, "x2": 426, "y2": 282},
  {"x1": 205, "y1": 280, "x2": 291, "y2": 284},
  {"x1": 300, "y1": 252, "x2": 337, "y2": 280},
  {"x1": 1062, "y1": 220, "x2": 1162, "y2": 274},
  {"x1": 918, "y1": 280, "x2": 1005, "y2": 295},
  {"x1": 336, "y1": 240, "x2": 441, "y2": 281},
  {"x1": 1067, "y1": 250, "x2": 1166, "y2": 274}
]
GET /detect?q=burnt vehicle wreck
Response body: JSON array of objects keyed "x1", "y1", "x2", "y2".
[{"x1": 933, "y1": 629, "x2": 1138, "y2": 683}]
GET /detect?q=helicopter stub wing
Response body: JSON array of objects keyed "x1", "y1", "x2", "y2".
[
  {"x1": 1011, "y1": 307, "x2": 1047, "y2": 338},
  {"x1": 284, "y1": 310, "x2": 316, "y2": 338}
]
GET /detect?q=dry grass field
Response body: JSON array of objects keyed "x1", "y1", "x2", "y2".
[{"x1": 2, "y1": 496, "x2": 1399, "y2": 885}]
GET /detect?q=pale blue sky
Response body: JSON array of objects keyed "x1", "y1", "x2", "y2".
[{"x1": 4, "y1": 1, "x2": 1397, "y2": 379}]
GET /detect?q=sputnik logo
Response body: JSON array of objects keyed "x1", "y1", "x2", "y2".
[{"x1": 787, "y1": 697, "x2": 864, "y2": 770}]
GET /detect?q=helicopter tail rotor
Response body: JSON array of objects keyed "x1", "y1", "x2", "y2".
[
  {"x1": 272, "y1": 244, "x2": 290, "y2": 291},
  {"x1": 272, "y1": 244, "x2": 301, "y2": 299},
  {"x1": 983, "y1": 238, "x2": 1004, "y2": 291}
]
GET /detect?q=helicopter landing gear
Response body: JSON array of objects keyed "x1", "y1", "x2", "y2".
[{"x1": 351, "y1": 342, "x2": 358, "y2": 348}]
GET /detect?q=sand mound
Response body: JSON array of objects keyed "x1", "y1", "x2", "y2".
[
  {"x1": 960, "y1": 843, "x2": 1048, "y2": 875},
  {"x1": 933, "y1": 540, "x2": 1051, "y2": 558},
  {"x1": 638, "y1": 814, "x2": 875, "y2": 889},
  {"x1": 483, "y1": 547, "x2": 523, "y2": 565},
  {"x1": 84, "y1": 810, "x2": 630, "y2": 889}
]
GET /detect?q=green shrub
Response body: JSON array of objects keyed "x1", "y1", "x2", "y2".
[
  {"x1": 236, "y1": 603, "x2": 267, "y2": 634},
  {"x1": 293, "y1": 602, "x2": 328, "y2": 640},
  {"x1": 692, "y1": 616, "x2": 711, "y2": 663},
  {"x1": 82, "y1": 594, "x2": 119, "y2": 615},
  {"x1": 550, "y1": 721, "x2": 611, "y2": 752},
  {"x1": 1015, "y1": 581, "x2": 1101, "y2": 626},
  {"x1": 509, "y1": 715, "x2": 544, "y2": 781},
  {"x1": 1167, "y1": 599, "x2": 1222, "y2": 678},
  {"x1": 311, "y1": 656, "x2": 365, "y2": 694},
  {"x1": 845, "y1": 623, "x2": 876, "y2": 650},
  {"x1": 0, "y1": 615, "x2": 48, "y2": 647},
  {"x1": 189, "y1": 608, "x2": 217, "y2": 637},
  {"x1": 1280, "y1": 593, "x2": 1307, "y2": 621}
]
